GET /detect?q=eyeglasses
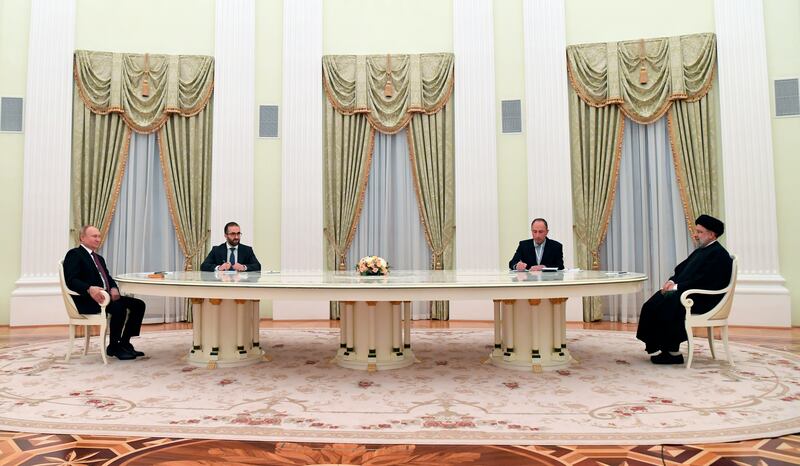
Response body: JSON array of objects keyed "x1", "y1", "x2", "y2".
[{"x1": 226, "y1": 232, "x2": 242, "y2": 236}]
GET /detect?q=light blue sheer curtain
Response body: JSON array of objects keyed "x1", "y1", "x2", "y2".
[
  {"x1": 601, "y1": 117, "x2": 691, "y2": 323},
  {"x1": 347, "y1": 129, "x2": 432, "y2": 319},
  {"x1": 101, "y1": 133, "x2": 186, "y2": 323}
]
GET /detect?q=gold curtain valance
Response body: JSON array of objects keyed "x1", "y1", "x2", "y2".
[
  {"x1": 323, "y1": 53, "x2": 454, "y2": 134},
  {"x1": 566, "y1": 33, "x2": 716, "y2": 124},
  {"x1": 74, "y1": 50, "x2": 214, "y2": 133}
]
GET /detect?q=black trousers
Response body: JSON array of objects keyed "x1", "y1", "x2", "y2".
[
  {"x1": 80, "y1": 296, "x2": 145, "y2": 345},
  {"x1": 636, "y1": 291, "x2": 691, "y2": 353}
]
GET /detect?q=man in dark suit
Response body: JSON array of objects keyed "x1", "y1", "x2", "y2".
[
  {"x1": 508, "y1": 218, "x2": 565, "y2": 271},
  {"x1": 636, "y1": 214, "x2": 733, "y2": 364},
  {"x1": 200, "y1": 222, "x2": 261, "y2": 272},
  {"x1": 63, "y1": 225, "x2": 146, "y2": 360}
]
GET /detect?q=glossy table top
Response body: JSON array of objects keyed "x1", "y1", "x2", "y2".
[
  {"x1": 116, "y1": 269, "x2": 646, "y2": 289},
  {"x1": 115, "y1": 270, "x2": 647, "y2": 301}
]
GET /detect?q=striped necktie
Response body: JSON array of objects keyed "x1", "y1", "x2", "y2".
[{"x1": 91, "y1": 252, "x2": 111, "y2": 290}]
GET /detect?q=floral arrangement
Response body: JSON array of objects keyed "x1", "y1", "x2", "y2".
[{"x1": 356, "y1": 256, "x2": 390, "y2": 276}]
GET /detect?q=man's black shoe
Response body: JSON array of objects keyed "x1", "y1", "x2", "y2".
[
  {"x1": 120, "y1": 342, "x2": 145, "y2": 357},
  {"x1": 651, "y1": 352, "x2": 684, "y2": 365},
  {"x1": 107, "y1": 344, "x2": 137, "y2": 360}
]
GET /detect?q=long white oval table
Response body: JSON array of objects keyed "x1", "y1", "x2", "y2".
[{"x1": 116, "y1": 270, "x2": 646, "y2": 371}]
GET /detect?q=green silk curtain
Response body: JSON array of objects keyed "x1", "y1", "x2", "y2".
[
  {"x1": 73, "y1": 50, "x2": 214, "y2": 133},
  {"x1": 407, "y1": 102, "x2": 455, "y2": 320},
  {"x1": 323, "y1": 105, "x2": 374, "y2": 320},
  {"x1": 323, "y1": 53, "x2": 455, "y2": 320},
  {"x1": 567, "y1": 33, "x2": 718, "y2": 321},
  {"x1": 569, "y1": 91, "x2": 625, "y2": 321},
  {"x1": 71, "y1": 50, "x2": 214, "y2": 269},
  {"x1": 323, "y1": 54, "x2": 454, "y2": 134},
  {"x1": 323, "y1": 105, "x2": 375, "y2": 272},
  {"x1": 159, "y1": 105, "x2": 213, "y2": 272},
  {"x1": 70, "y1": 84, "x2": 131, "y2": 244},
  {"x1": 667, "y1": 91, "x2": 718, "y2": 226}
]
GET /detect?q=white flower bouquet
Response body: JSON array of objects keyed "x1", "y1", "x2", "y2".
[{"x1": 356, "y1": 256, "x2": 390, "y2": 276}]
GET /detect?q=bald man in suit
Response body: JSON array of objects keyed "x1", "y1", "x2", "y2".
[
  {"x1": 509, "y1": 218, "x2": 565, "y2": 271},
  {"x1": 63, "y1": 225, "x2": 146, "y2": 360}
]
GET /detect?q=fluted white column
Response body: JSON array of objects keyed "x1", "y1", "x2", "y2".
[
  {"x1": 210, "y1": 0, "x2": 255, "y2": 242},
  {"x1": 10, "y1": 0, "x2": 76, "y2": 326},
  {"x1": 714, "y1": 0, "x2": 790, "y2": 327},
  {"x1": 451, "y1": 0, "x2": 500, "y2": 319},
  {"x1": 522, "y1": 0, "x2": 580, "y2": 321},
  {"x1": 274, "y1": 0, "x2": 326, "y2": 319}
]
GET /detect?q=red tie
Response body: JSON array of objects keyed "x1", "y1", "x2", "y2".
[{"x1": 91, "y1": 252, "x2": 111, "y2": 291}]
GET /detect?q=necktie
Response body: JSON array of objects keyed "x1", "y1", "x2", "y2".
[
  {"x1": 91, "y1": 252, "x2": 111, "y2": 291},
  {"x1": 229, "y1": 247, "x2": 236, "y2": 265},
  {"x1": 535, "y1": 243, "x2": 543, "y2": 264}
]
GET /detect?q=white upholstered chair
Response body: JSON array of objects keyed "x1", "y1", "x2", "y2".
[
  {"x1": 681, "y1": 254, "x2": 738, "y2": 369},
  {"x1": 58, "y1": 260, "x2": 111, "y2": 364}
]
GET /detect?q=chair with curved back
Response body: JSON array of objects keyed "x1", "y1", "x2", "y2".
[
  {"x1": 58, "y1": 260, "x2": 111, "y2": 364},
  {"x1": 680, "y1": 254, "x2": 738, "y2": 369}
]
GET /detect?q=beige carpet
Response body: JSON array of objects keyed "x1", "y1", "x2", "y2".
[{"x1": 0, "y1": 328, "x2": 798, "y2": 445}]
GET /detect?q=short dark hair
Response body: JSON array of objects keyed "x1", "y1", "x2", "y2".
[
  {"x1": 530, "y1": 218, "x2": 549, "y2": 229},
  {"x1": 224, "y1": 222, "x2": 240, "y2": 234}
]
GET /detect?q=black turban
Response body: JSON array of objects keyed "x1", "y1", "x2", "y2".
[{"x1": 695, "y1": 214, "x2": 724, "y2": 237}]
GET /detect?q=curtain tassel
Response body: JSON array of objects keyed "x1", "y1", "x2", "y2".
[
  {"x1": 638, "y1": 39, "x2": 648, "y2": 84},
  {"x1": 142, "y1": 53, "x2": 151, "y2": 97},
  {"x1": 591, "y1": 250, "x2": 600, "y2": 270},
  {"x1": 384, "y1": 54, "x2": 394, "y2": 98}
]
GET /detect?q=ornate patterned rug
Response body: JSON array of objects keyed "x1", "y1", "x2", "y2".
[{"x1": 1, "y1": 329, "x2": 798, "y2": 445}]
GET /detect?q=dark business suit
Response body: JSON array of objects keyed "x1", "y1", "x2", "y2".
[
  {"x1": 63, "y1": 246, "x2": 145, "y2": 346},
  {"x1": 508, "y1": 238, "x2": 565, "y2": 270},
  {"x1": 636, "y1": 241, "x2": 733, "y2": 353},
  {"x1": 200, "y1": 243, "x2": 261, "y2": 272}
]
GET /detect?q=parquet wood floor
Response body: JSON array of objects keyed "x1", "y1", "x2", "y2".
[{"x1": 1, "y1": 321, "x2": 798, "y2": 465}]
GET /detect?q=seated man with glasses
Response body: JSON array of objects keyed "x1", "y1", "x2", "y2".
[{"x1": 200, "y1": 221, "x2": 262, "y2": 272}]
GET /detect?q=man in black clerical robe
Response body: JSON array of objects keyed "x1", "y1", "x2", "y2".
[{"x1": 636, "y1": 214, "x2": 733, "y2": 365}]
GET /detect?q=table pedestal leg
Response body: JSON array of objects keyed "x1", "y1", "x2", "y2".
[
  {"x1": 391, "y1": 301, "x2": 402, "y2": 357},
  {"x1": 187, "y1": 298, "x2": 266, "y2": 368},
  {"x1": 550, "y1": 298, "x2": 568, "y2": 362},
  {"x1": 249, "y1": 300, "x2": 267, "y2": 360},
  {"x1": 529, "y1": 299, "x2": 542, "y2": 372},
  {"x1": 208, "y1": 299, "x2": 221, "y2": 367},
  {"x1": 487, "y1": 300, "x2": 502, "y2": 361},
  {"x1": 235, "y1": 299, "x2": 247, "y2": 358},
  {"x1": 344, "y1": 302, "x2": 355, "y2": 358},
  {"x1": 190, "y1": 298, "x2": 203, "y2": 356},
  {"x1": 502, "y1": 300, "x2": 515, "y2": 361},
  {"x1": 403, "y1": 301, "x2": 412, "y2": 353},
  {"x1": 489, "y1": 298, "x2": 571, "y2": 371},
  {"x1": 334, "y1": 301, "x2": 414, "y2": 371}
]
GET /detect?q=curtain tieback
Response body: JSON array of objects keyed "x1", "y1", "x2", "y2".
[
  {"x1": 181, "y1": 230, "x2": 211, "y2": 271},
  {"x1": 323, "y1": 228, "x2": 347, "y2": 270},
  {"x1": 429, "y1": 227, "x2": 456, "y2": 270},
  {"x1": 572, "y1": 224, "x2": 602, "y2": 270}
]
